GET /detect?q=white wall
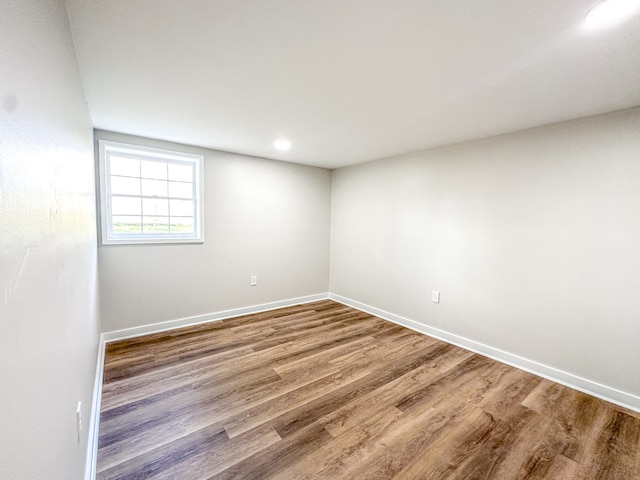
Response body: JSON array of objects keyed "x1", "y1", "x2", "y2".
[
  {"x1": 0, "y1": 1, "x2": 100, "y2": 479},
  {"x1": 330, "y1": 107, "x2": 640, "y2": 405},
  {"x1": 96, "y1": 131, "x2": 331, "y2": 332}
]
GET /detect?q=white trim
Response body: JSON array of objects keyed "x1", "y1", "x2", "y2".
[
  {"x1": 84, "y1": 334, "x2": 106, "y2": 480},
  {"x1": 329, "y1": 293, "x2": 640, "y2": 413},
  {"x1": 103, "y1": 293, "x2": 330, "y2": 343}
]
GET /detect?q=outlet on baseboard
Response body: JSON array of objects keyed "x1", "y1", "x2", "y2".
[{"x1": 250, "y1": 275, "x2": 257, "y2": 286}]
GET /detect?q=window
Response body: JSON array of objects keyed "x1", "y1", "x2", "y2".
[{"x1": 98, "y1": 140, "x2": 204, "y2": 245}]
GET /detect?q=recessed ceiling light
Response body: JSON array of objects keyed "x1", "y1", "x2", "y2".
[
  {"x1": 585, "y1": 0, "x2": 640, "y2": 29},
  {"x1": 273, "y1": 138, "x2": 291, "y2": 152}
]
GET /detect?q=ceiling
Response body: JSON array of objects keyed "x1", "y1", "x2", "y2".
[{"x1": 66, "y1": 1, "x2": 640, "y2": 169}]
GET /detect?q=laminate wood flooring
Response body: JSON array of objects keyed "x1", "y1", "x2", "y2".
[{"x1": 97, "y1": 300, "x2": 640, "y2": 479}]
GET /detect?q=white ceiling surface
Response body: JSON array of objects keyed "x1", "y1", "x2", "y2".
[{"x1": 66, "y1": 1, "x2": 640, "y2": 169}]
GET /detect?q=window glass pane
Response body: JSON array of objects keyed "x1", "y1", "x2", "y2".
[
  {"x1": 143, "y1": 216, "x2": 169, "y2": 233},
  {"x1": 142, "y1": 198, "x2": 169, "y2": 216},
  {"x1": 168, "y1": 163, "x2": 193, "y2": 182},
  {"x1": 141, "y1": 160, "x2": 167, "y2": 180},
  {"x1": 170, "y1": 217, "x2": 194, "y2": 233},
  {"x1": 110, "y1": 176, "x2": 141, "y2": 196},
  {"x1": 112, "y1": 215, "x2": 142, "y2": 234},
  {"x1": 168, "y1": 181, "x2": 193, "y2": 199},
  {"x1": 110, "y1": 155, "x2": 140, "y2": 177},
  {"x1": 141, "y1": 178, "x2": 168, "y2": 197},
  {"x1": 112, "y1": 196, "x2": 142, "y2": 215},
  {"x1": 170, "y1": 199, "x2": 194, "y2": 217}
]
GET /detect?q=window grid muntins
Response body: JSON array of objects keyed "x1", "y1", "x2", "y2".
[{"x1": 107, "y1": 153, "x2": 198, "y2": 237}]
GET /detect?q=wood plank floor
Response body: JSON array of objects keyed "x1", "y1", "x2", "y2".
[{"x1": 97, "y1": 300, "x2": 640, "y2": 479}]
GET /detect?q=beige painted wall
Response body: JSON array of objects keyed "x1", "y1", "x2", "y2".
[
  {"x1": 0, "y1": 1, "x2": 100, "y2": 479},
  {"x1": 330, "y1": 107, "x2": 640, "y2": 400},
  {"x1": 96, "y1": 131, "x2": 331, "y2": 332}
]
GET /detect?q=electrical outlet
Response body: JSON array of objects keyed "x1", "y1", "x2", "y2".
[
  {"x1": 250, "y1": 275, "x2": 257, "y2": 286},
  {"x1": 432, "y1": 291, "x2": 440, "y2": 303},
  {"x1": 76, "y1": 401, "x2": 82, "y2": 444}
]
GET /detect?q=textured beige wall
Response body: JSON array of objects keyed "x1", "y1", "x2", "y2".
[
  {"x1": 0, "y1": 1, "x2": 100, "y2": 478},
  {"x1": 96, "y1": 131, "x2": 331, "y2": 332},
  {"x1": 330, "y1": 107, "x2": 640, "y2": 402}
]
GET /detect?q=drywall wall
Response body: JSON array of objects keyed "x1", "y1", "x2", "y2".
[
  {"x1": 96, "y1": 131, "x2": 331, "y2": 332},
  {"x1": 330, "y1": 107, "x2": 640, "y2": 403},
  {"x1": 0, "y1": 1, "x2": 100, "y2": 479}
]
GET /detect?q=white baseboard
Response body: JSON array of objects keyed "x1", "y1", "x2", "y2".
[
  {"x1": 102, "y1": 292, "x2": 329, "y2": 343},
  {"x1": 329, "y1": 293, "x2": 640, "y2": 413},
  {"x1": 84, "y1": 333, "x2": 106, "y2": 480}
]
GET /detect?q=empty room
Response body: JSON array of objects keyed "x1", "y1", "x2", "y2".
[{"x1": 2, "y1": 1, "x2": 640, "y2": 479}]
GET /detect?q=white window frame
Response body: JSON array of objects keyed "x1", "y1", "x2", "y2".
[{"x1": 98, "y1": 140, "x2": 204, "y2": 245}]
